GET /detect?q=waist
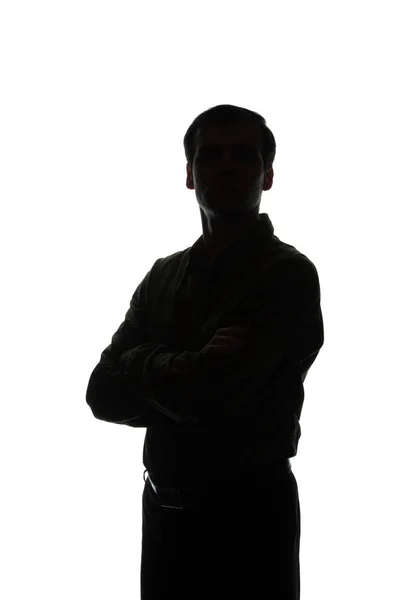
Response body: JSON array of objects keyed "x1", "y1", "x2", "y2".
[{"x1": 144, "y1": 458, "x2": 292, "y2": 509}]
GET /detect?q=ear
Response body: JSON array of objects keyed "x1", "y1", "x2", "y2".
[{"x1": 186, "y1": 164, "x2": 194, "y2": 190}]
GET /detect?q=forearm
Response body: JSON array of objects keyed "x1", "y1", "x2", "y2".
[{"x1": 86, "y1": 343, "x2": 204, "y2": 426}]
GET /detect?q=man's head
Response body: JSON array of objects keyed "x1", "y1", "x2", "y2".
[{"x1": 184, "y1": 104, "x2": 275, "y2": 220}]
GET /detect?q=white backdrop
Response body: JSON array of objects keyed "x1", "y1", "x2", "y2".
[{"x1": 1, "y1": 1, "x2": 399, "y2": 598}]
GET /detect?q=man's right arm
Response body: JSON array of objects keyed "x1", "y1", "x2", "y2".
[{"x1": 85, "y1": 262, "x2": 200, "y2": 428}]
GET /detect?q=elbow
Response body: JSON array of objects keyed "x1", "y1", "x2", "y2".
[
  {"x1": 85, "y1": 367, "x2": 112, "y2": 422},
  {"x1": 85, "y1": 366, "x2": 143, "y2": 424},
  {"x1": 86, "y1": 386, "x2": 106, "y2": 421}
]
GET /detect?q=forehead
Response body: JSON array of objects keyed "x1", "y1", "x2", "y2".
[{"x1": 195, "y1": 120, "x2": 262, "y2": 147}]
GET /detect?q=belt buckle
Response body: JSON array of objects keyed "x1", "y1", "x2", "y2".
[
  {"x1": 147, "y1": 473, "x2": 184, "y2": 510},
  {"x1": 160, "y1": 489, "x2": 184, "y2": 510}
]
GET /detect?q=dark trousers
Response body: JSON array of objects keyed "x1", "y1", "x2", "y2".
[{"x1": 140, "y1": 462, "x2": 300, "y2": 599}]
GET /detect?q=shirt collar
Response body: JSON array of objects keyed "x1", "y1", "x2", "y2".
[{"x1": 188, "y1": 212, "x2": 275, "y2": 274}]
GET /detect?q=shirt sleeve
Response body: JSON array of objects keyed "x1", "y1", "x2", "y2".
[{"x1": 85, "y1": 263, "x2": 182, "y2": 427}]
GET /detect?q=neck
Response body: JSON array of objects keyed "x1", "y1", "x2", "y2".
[{"x1": 200, "y1": 210, "x2": 260, "y2": 264}]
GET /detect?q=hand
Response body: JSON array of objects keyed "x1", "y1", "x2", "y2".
[{"x1": 200, "y1": 325, "x2": 248, "y2": 361}]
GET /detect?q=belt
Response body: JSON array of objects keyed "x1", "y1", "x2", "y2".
[{"x1": 142, "y1": 458, "x2": 292, "y2": 510}]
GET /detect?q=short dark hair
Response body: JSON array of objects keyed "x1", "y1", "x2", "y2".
[{"x1": 183, "y1": 103, "x2": 276, "y2": 173}]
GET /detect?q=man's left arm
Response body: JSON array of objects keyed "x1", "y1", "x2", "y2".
[{"x1": 142, "y1": 256, "x2": 323, "y2": 425}]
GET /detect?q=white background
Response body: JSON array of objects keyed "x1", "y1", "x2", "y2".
[{"x1": 1, "y1": 1, "x2": 399, "y2": 598}]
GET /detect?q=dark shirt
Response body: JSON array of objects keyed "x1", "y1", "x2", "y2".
[{"x1": 86, "y1": 213, "x2": 324, "y2": 487}]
